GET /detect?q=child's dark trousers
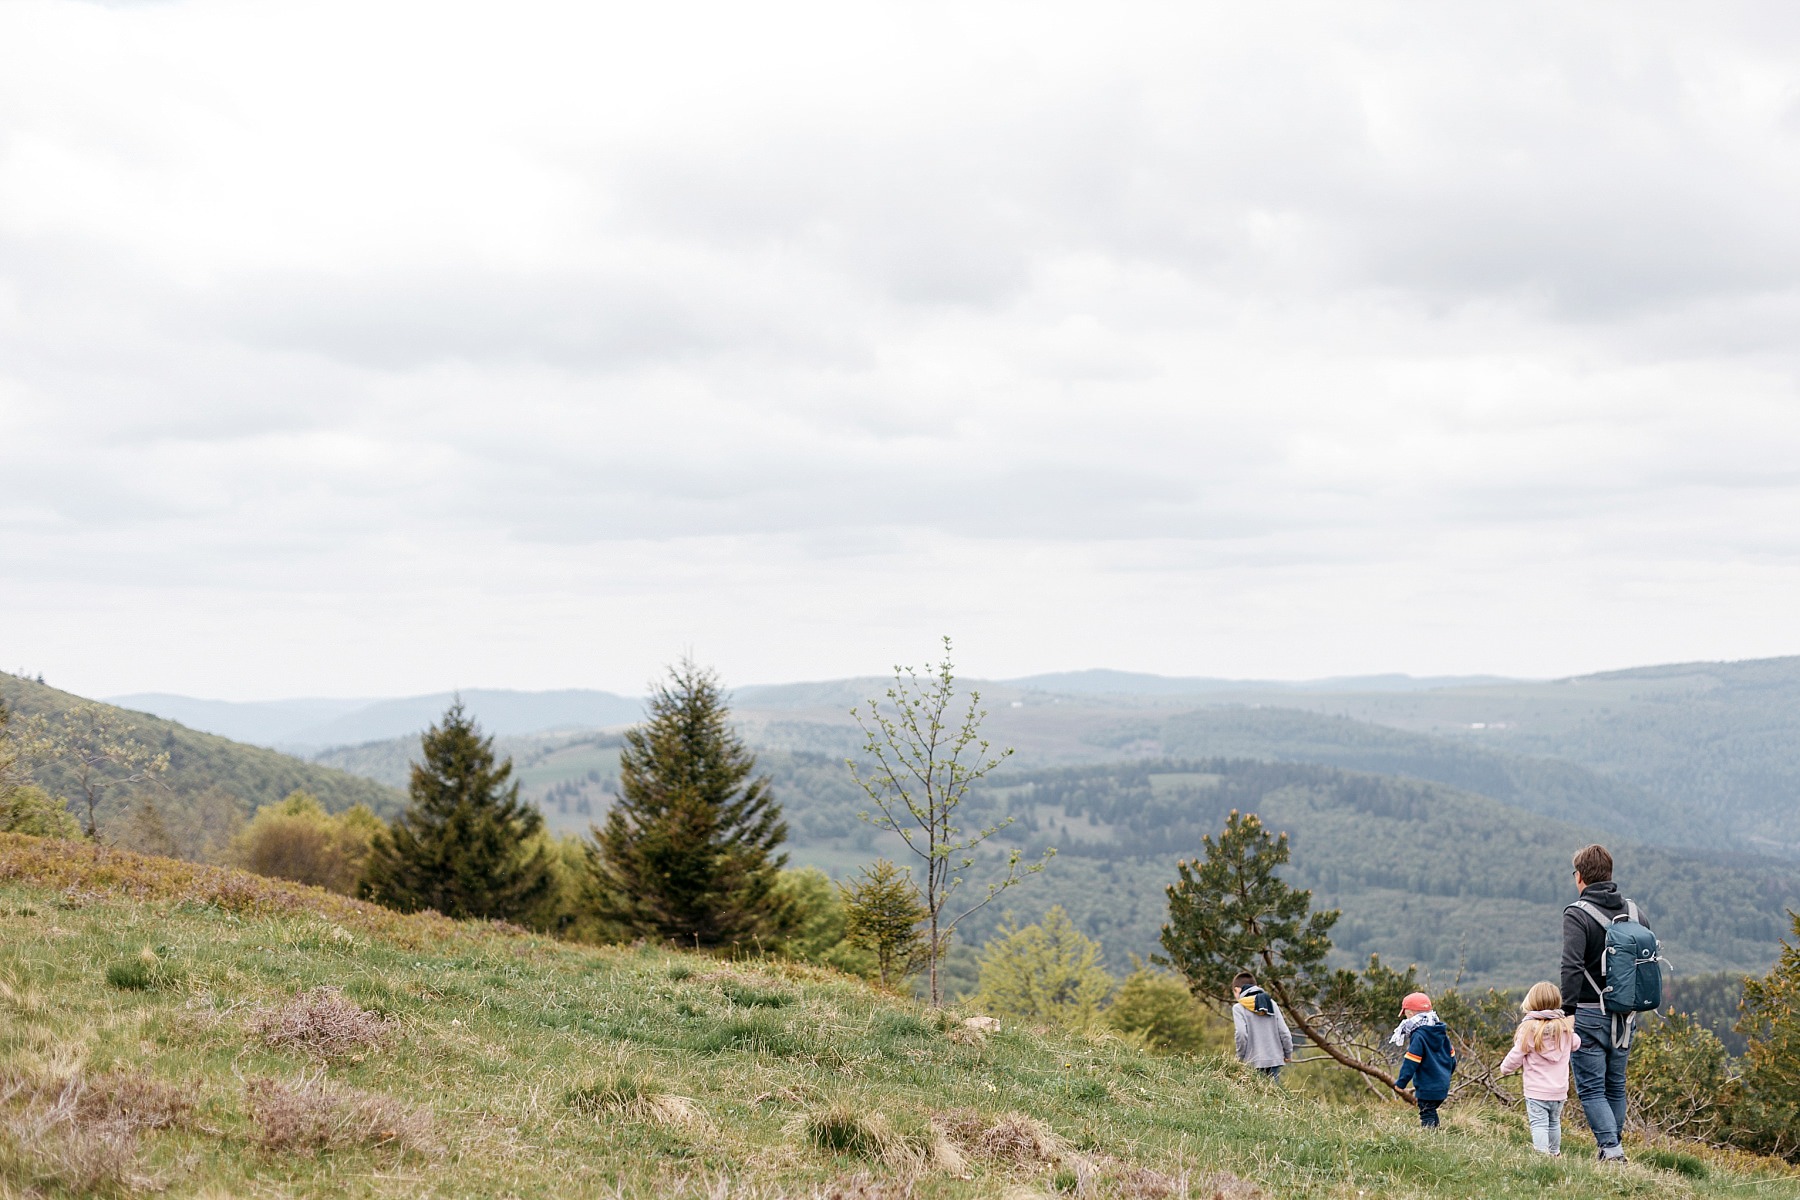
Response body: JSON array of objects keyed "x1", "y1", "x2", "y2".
[{"x1": 1417, "y1": 1099, "x2": 1442, "y2": 1128}]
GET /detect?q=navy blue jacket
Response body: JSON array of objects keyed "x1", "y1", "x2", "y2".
[{"x1": 1395, "y1": 1022, "x2": 1458, "y2": 1101}]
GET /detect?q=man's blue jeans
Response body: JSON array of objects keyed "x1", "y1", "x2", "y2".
[{"x1": 1572, "y1": 1009, "x2": 1628, "y2": 1151}]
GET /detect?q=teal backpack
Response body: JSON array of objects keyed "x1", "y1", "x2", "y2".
[{"x1": 1570, "y1": 898, "x2": 1663, "y2": 1014}]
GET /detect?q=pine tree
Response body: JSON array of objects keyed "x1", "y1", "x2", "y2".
[
  {"x1": 840, "y1": 858, "x2": 927, "y2": 988},
  {"x1": 1158, "y1": 810, "x2": 1410, "y2": 1098},
  {"x1": 358, "y1": 701, "x2": 553, "y2": 921},
  {"x1": 585, "y1": 661, "x2": 791, "y2": 948}
]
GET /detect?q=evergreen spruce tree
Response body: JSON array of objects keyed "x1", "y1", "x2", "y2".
[
  {"x1": 585, "y1": 661, "x2": 791, "y2": 948},
  {"x1": 359, "y1": 701, "x2": 553, "y2": 921},
  {"x1": 840, "y1": 858, "x2": 927, "y2": 988}
]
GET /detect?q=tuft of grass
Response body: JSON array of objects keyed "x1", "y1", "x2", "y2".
[
  {"x1": 936, "y1": 1108, "x2": 1069, "y2": 1166},
  {"x1": 0, "y1": 1068, "x2": 190, "y2": 1196},
  {"x1": 104, "y1": 947, "x2": 183, "y2": 992},
  {"x1": 719, "y1": 980, "x2": 794, "y2": 1008},
  {"x1": 1642, "y1": 1148, "x2": 1710, "y2": 1178},
  {"x1": 803, "y1": 1106, "x2": 897, "y2": 1161},
  {"x1": 665, "y1": 963, "x2": 694, "y2": 982},
  {"x1": 567, "y1": 1075, "x2": 705, "y2": 1129},
  {"x1": 694, "y1": 1014, "x2": 809, "y2": 1057}
]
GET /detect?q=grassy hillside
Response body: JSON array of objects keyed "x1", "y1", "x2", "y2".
[
  {"x1": 2, "y1": 834, "x2": 1792, "y2": 1200},
  {"x1": 1, "y1": 675, "x2": 404, "y2": 825}
]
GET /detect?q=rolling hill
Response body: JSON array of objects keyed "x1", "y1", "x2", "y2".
[{"x1": 1, "y1": 676, "x2": 404, "y2": 826}]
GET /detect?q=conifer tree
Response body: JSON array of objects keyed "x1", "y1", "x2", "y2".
[
  {"x1": 840, "y1": 858, "x2": 927, "y2": 988},
  {"x1": 359, "y1": 701, "x2": 553, "y2": 921},
  {"x1": 1159, "y1": 810, "x2": 1410, "y2": 1098},
  {"x1": 585, "y1": 661, "x2": 791, "y2": 948}
]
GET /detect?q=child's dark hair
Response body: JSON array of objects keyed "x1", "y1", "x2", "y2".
[{"x1": 1232, "y1": 971, "x2": 1256, "y2": 991}]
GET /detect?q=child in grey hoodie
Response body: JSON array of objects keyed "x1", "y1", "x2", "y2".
[{"x1": 1232, "y1": 971, "x2": 1295, "y2": 1080}]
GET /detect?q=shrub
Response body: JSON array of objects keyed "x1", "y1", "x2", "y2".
[
  {"x1": 0, "y1": 784, "x2": 79, "y2": 840},
  {"x1": 1105, "y1": 967, "x2": 1219, "y2": 1054},
  {"x1": 244, "y1": 1075, "x2": 436, "y2": 1156},
  {"x1": 252, "y1": 987, "x2": 393, "y2": 1060},
  {"x1": 1733, "y1": 912, "x2": 1800, "y2": 1160},
  {"x1": 228, "y1": 791, "x2": 381, "y2": 896},
  {"x1": 973, "y1": 907, "x2": 1114, "y2": 1031},
  {"x1": 1629, "y1": 1013, "x2": 1733, "y2": 1143}
]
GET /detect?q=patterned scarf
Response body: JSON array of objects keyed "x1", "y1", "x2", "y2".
[{"x1": 1390, "y1": 1009, "x2": 1442, "y2": 1047}]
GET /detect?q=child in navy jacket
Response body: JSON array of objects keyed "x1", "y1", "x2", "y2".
[{"x1": 1392, "y1": 991, "x2": 1458, "y2": 1127}]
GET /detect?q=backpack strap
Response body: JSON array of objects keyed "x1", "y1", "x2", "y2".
[
  {"x1": 1568, "y1": 899, "x2": 1615, "y2": 994},
  {"x1": 1625, "y1": 899, "x2": 1639, "y2": 925}
]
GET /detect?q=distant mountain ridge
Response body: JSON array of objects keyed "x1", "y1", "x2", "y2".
[
  {"x1": 110, "y1": 688, "x2": 644, "y2": 750},
  {"x1": 112, "y1": 669, "x2": 1516, "y2": 748}
]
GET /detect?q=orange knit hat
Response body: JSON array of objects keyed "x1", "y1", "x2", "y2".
[{"x1": 1401, "y1": 992, "x2": 1433, "y2": 1013}]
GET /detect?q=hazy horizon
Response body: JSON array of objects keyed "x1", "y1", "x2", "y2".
[{"x1": 8, "y1": 2, "x2": 1800, "y2": 700}]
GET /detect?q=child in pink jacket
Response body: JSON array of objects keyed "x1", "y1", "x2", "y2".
[{"x1": 1500, "y1": 981, "x2": 1583, "y2": 1155}]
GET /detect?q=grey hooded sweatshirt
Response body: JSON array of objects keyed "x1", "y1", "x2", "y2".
[{"x1": 1232, "y1": 986, "x2": 1295, "y2": 1068}]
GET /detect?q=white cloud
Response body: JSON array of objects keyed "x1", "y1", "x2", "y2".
[{"x1": 5, "y1": 0, "x2": 1800, "y2": 698}]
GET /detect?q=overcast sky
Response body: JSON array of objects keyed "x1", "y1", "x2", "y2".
[{"x1": 4, "y1": 1, "x2": 1800, "y2": 700}]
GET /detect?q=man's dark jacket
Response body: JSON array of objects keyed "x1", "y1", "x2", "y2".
[{"x1": 1561, "y1": 880, "x2": 1647, "y2": 1014}]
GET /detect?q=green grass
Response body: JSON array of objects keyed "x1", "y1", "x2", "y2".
[{"x1": 0, "y1": 836, "x2": 1794, "y2": 1199}]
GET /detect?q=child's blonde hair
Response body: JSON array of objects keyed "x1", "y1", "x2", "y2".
[{"x1": 1519, "y1": 981, "x2": 1575, "y2": 1052}]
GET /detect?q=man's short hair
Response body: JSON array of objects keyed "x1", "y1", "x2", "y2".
[
  {"x1": 1573, "y1": 844, "x2": 1613, "y2": 883},
  {"x1": 1232, "y1": 971, "x2": 1256, "y2": 991}
]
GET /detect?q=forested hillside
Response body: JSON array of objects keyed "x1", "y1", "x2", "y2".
[
  {"x1": 921, "y1": 759, "x2": 1799, "y2": 985},
  {"x1": 1084, "y1": 706, "x2": 1687, "y2": 849},
  {"x1": 299, "y1": 715, "x2": 1800, "y2": 989},
  {"x1": 1, "y1": 676, "x2": 404, "y2": 829},
  {"x1": 1201, "y1": 658, "x2": 1800, "y2": 859}
]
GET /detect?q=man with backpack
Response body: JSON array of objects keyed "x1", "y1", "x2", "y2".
[{"x1": 1562, "y1": 843, "x2": 1662, "y2": 1163}]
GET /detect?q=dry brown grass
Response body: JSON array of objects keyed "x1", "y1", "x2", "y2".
[
  {"x1": 0, "y1": 832, "x2": 516, "y2": 951},
  {"x1": 244, "y1": 1074, "x2": 437, "y2": 1157},
  {"x1": 1189, "y1": 1170, "x2": 1265, "y2": 1200},
  {"x1": 0, "y1": 1067, "x2": 190, "y2": 1195},
  {"x1": 934, "y1": 1108, "x2": 1068, "y2": 1166},
  {"x1": 251, "y1": 986, "x2": 393, "y2": 1059}
]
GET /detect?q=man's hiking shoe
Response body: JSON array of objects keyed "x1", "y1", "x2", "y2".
[{"x1": 1598, "y1": 1147, "x2": 1628, "y2": 1163}]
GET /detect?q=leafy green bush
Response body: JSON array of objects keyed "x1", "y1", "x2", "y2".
[
  {"x1": 1104, "y1": 966, "x2": 1222, "y2": 1054},
  {"x1": 1732, "y1": 914, "x2": 1800, "y2": 1160},
  {"x1": 974, "y1": 906, "x2": 1113, "y2": 1031},
  {"x1": 1629, "y1": 1013, "x2": 1733, "y2": 1143}
]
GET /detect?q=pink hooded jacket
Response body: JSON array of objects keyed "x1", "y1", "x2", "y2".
[{"x1": 1500, "y1": 1010, "x2": 1582, "y2": 1101}]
